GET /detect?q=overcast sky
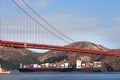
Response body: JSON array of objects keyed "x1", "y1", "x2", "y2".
[{"x1": 1, "y1": 0, "x2": 120, "y2": 52}]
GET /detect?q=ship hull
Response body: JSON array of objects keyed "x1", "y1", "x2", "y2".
[{"x1": 18, "y1": 68, "x2": 101, "y2": 72}]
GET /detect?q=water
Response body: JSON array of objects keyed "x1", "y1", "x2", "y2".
[{"x1": 0, "y1": 72, "x2": 120, "y2": 80}]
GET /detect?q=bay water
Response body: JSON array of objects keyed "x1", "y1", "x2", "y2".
[{"x1": 0, "y1": 72, "x2": 120, "y2": 80}]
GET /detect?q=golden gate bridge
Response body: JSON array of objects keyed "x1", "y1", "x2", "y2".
[{"x1": 0, "y1": 0, "x2": 120, "y2": 57}]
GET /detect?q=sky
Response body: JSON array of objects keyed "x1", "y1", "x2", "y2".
[
  {"x1": 25, "y1": 0, "x2": 120, "y2": 48},
  {"x1": 1, "y1": 0, "x2": 120, "y2": 52}
]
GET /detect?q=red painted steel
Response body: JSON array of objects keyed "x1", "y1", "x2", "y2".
[
  {"x1": 1, "y1": 0, "x2": 120, "y2": 58},
  {"x1": 0, "y1": 40, "x2": 120, "y2": 57}
]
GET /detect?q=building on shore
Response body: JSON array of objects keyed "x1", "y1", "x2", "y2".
[{"x1": 0, "y1": 65, "x2": 10, "y2": 74}]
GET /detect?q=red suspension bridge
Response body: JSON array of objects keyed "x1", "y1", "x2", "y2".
[{"x1": 0, "y1": 0, "x2": 120, "y2": 57}]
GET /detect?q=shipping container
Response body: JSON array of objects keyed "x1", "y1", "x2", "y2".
[
  {"x1": 25, "y1": 65, "x2": 30, "y2": 69},
  {"x1": 56, "y1": 64, "x2": 61, "y2": 69},
  {"x1": 45, "y1": 63, "x2": 49, "y2": 68},
  {"x1": 64, "y1": 63, "x2": 69, "y2": 66},
  {"x1": 61, "y1": 64, "x2": 65, "y2": 68},
  {"x1": 41, "y1": 64, "x2": 45, "y2": 67},
  {"x1": 76, "y1": 59, "x2": 82, "y2": 69},
  {"x1": 24, "y1": 65, "x2": 26, "y2": 68},
  {"x1": 29, "y1": 66, "x2": 34, "y2": 69},
  {"x1": 33, "y1": 64, "x2": 38, "y2": 68},
  {"x1": 89, "y1": 63, "x2": 93, "y2": 66},
  {"x1": 69, "y1": 66, "x2": 72, "y2": 68},
  {"x1": 97, "y1": 62, "x2": 102, "y2": 65},
  {"x1": 97, "y1": 65, "x2": 102, "y2": 68},
  {"x1": 93, "y1": 65, "x2": 98, "y2": 68},
  {"x1": 64, "y1": 63, "x2": 69, "y2": 68},
  {"x1": 37, "y1": 65, "x2": 41, "y2": 68},
  {"x1": 53, "y1": 64, "x2": 57, "y2": 67},
  {"x1": 85, "y1": 65, "x2": 89, "y2": 68},
  {"x1": 81, "y1": 63, "x2": 86, "y2": 68},
  {"x1": 93, "y1": 61, "x2": 97, "y2": 64}
]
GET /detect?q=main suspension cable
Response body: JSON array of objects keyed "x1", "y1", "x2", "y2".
[
  {"x1": 21, "y1": 0, "x2": 74, "y2": 42},
  {"x1": 11, "y1": 0, "x2": 69, "y2": 44}
]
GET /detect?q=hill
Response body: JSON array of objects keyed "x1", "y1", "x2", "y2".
[
  {"x1": 0, "y1": 41, "x2": 120, "y2": 71},
  {"x1": 38, "y1": 41, "x2": 120, "y2": 71},
  {"x1": 0, "y1": 47, "x2": 42, "y2": 70}
]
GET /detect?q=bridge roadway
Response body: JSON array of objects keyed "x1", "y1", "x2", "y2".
[{"x1": 0, "y1": 40, "x2": 120, "y2": 57}]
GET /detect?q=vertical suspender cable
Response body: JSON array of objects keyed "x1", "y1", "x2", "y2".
[
  {"x1": 11, "y1": 0, "x2": 69, "y2": 44},
  {"x1": 21, "y1": 6, "x2": 23, "y2": 42},
  {"x1": 0, "y1": 0, "x2": 2, "y2": 40},
  {"x1": 21, "y1": 0, "x2": 74, "y2": 43},
  {"x1": 19, "y1": 0, "x2": 21, "y2": 42},
  {"x1": 27, "y1": 7, "x2": 29, "y2": 42},
  {"x1": 20, "y1": 0, "x2": 71, "y2": 44},
  {"x1": 32, "y1": 14, "x2": 36, "y2": 43},
  {"x1": 32, "y1": 15, "x2": 33, "y2": 43},
  {"x1": 20, "y1": 3, "x2": 21, "y2": 42},
  {"x1": 2, "y1": 0, "x2": 6, "y2": 40},
  {"x1": 29, "y1": 12, "x2": 32, "y2": 42},
  {"x1": 14, "y1": 1, "x2": 16, "y2": 41}
]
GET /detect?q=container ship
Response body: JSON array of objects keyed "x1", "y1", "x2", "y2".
[{"x1": 18, "y1": 60, "x2": 102, "y2": 72}]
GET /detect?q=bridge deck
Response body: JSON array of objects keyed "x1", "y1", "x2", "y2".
[{"x1": 0, "y1": 40, "x2": 120, "y2": 57}]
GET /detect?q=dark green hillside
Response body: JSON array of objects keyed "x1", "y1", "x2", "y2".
[
  {"x1": 44, "y1": 55, "x2": 67, "y2": 63},
  {"x1": 0, "y1": 47, "x2": 42, "y2": 70}
]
